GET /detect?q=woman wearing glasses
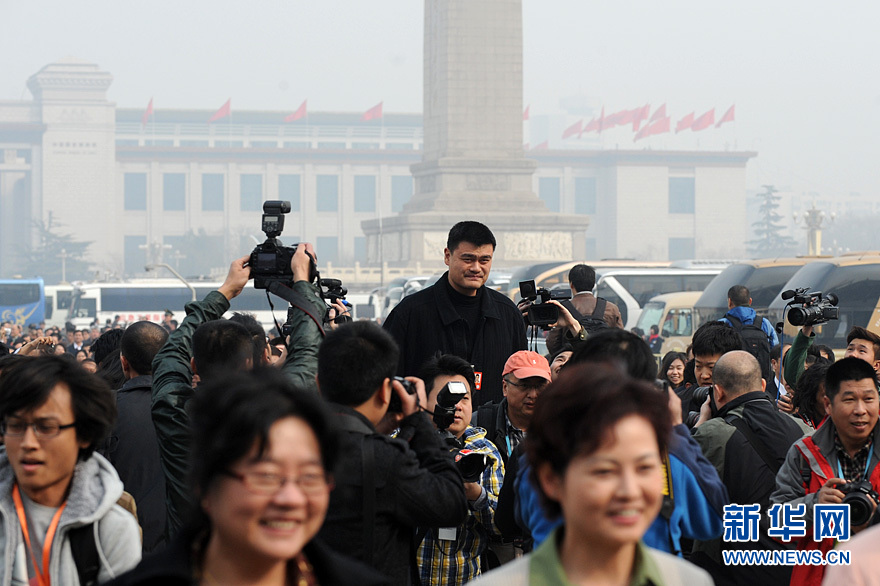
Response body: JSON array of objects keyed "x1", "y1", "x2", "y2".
[
  {"x1": 110, "y1": 367, "x2": 387, "y2": 586},
  {"x1": 0, "y1": 355, "x2": 142, "y2": 585}
]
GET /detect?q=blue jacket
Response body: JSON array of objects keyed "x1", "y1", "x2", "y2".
[
  {"x1": 515, "y1": 424, "x2": 727, "y2": 555},
  {"x1": 720, "y1": 306, "x2": 779, "y2": 348}
]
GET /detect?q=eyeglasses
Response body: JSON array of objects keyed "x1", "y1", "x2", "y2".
[
  {"x1": 223, "y1": 469, "x2": 330, "y2": 497},
  {"x1": 504, "y1": 378, "x2": 548, "y2": 392},
  {"x1": 1, "y1": 418, "x2": 76, "y2": 439}
]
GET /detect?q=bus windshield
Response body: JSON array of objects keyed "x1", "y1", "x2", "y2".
[
  {"x1": 0, "y1": 279, "x2": 45, "y2": 327},
  {"x1": 635, "y1": 302, "x2": 665, "y2": 334}
]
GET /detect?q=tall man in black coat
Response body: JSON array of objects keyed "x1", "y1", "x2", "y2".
[{"x1": 384, "y1": 221, "x2": 527, "y2": 405}]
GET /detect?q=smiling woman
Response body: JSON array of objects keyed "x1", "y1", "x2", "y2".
[
  {"x1": 471, "y1": 364, "x2": 713, "y2": 586},
  {"x1": 107, "y1": 368, "x2": 389, "y2": 586}
]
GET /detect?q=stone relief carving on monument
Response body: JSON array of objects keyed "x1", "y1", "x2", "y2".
[
  {"x1": 501, "y1": 232, "x2": 572, "y2": 261},
  {"x1": 423, "y1": 232, "x2": 448, "y2": 260},
  {"x1": 381, "y1": 233, "x2": 401, "y2": 262},
  {"x1": 417, "y1": 175, "x2": 436, "y2": 194},
  {"x1": 466, "y1": 174, "x2": 510, "y2": 191}
]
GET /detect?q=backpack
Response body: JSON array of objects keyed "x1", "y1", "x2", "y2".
[
  {"x1": 70, "y1": 491, "x2": 142, "y2": 586},
  {"x1": 562, "y1": 297, "x2": 610, "y2": 335},
  {"x1": 725, "y1": 313, "x2": 773, "y2": 382}
]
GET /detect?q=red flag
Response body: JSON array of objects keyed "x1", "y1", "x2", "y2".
[
  {"x1": 582, "y1": 117, "x2": 600, "y2": 134},
  {"x1": 361, "y1": 101, "x2": 383, "y2": 122},
  {"x1": 649, "y1": 104, "x2": 666, "y2": 123},
  {"x1": 632, "y1": 104, "x2": 650, "y2": 131},
  {"x1": 716, "y1": 105, "x2": 735, "y2": 128},
  {"x1": 692, "y1": 108, "x2": 715, "y2": 131},
  {"x1": 604, "y1": 109, "x2": 633, "y2": 129},
  {"x1": 634, "y1": 116, "x2": 671, "y2": 141},
  {"x1": 284, "y1": 100, "x2": 307, "y2": 123},
  {"x1": 141, "y1": 98, "x2": 154, "y2": 127},
  {"x1": 675, "y1": 112, "x2": 694, "y2": 133},
  {"x1": 523, "y1": 105, "x2": 530, "y2": 121},
  {"x1": 562, "y1": 119, "x2": 583, "y2": 139},
  {"x1": 533, "y1": 140, "x2": 549, "y2": 150},
  {"x1": 208, "y1": 99, "x2": 231, "y2": 123}
]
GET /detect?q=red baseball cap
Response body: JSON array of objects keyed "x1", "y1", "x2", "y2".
[{"x1": 503, "y1": 351, "x2": 552, "y2": 382}]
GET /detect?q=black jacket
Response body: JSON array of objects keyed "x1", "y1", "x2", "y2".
[
  {"x1": 104, "y1": 525, "x2": 389, "y2": 586},
  {"x1": 106, "y1": 374, "x2": 167, "y2": 553},
  {"x1": 693, "y1": 391, "x2": 804, "y2": 506},
  {"x1": 318, "y1": 405, "x2": 467, "y2": 586},
  {"x1": 383, "y1": 273, "x2": 527, "y2": 405},
  {"x1": 691, "y1": 391, "x2": 805, "y2": 585}
]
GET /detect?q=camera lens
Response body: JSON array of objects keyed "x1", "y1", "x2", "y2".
[
  {"x1": 787, "y1": 306, "x2": 808, "y2": 326},
  {"x1": 844, "y1": 492, "x2": 876, "y2": 527}
]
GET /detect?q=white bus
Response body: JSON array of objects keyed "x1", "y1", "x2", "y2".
[{"x1": 66, "y1": 280, "x2": 369, "y2": 332}]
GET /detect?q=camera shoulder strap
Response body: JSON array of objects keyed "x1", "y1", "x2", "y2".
[
  {"x1": 724, "y1": 413, "x2": 781, "y2": 474},
  {"x1": 591, "y1": 297, "x2": 607, "y2": 319},
  {"x1": 560, "y1": 299, "x2": 585, "y2": 322},
  {"x1": 268, "y1": 281, "x2": 326, "y2": 337}
]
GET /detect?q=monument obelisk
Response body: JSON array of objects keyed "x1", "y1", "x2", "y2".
[{"x1": 362, "y1": 0, "x2": 589, "y2": 266}]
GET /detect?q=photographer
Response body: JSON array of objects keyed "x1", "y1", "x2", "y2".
[
  {"x1": 151, "y1": 244, "x2": 326, "y2": 538},
  {"x1": 316, "y1": 322, "x2": 467, "y2": 585},
  {"x1": 416, "y1": 354, "x2": 505, "y2": 585},
  {"x1": 783, "y1": 324, "x2": 880, "y2": 392},
  {"x1": 771, "y1": 357, "x2": 880, "y2": 586}
]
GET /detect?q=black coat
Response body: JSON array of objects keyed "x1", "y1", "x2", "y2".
[
  {"x1": 317, "y1": 405, "x2": 467, "y2": 586},
  {"x1": 106, "y1": 375, "x2": 167, "y2": 553},
  {"x1": 103, "y1": 525, "x2": 389, "y2": 586},
  {"x1": 383, "y1": 273, "x2": 527, "y2": 405}
]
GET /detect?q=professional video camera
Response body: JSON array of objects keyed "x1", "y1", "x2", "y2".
[
  {"x1": 519, "y1": 280, "x2": 572, "y2": 328},
  {"x1": 782, "y1": 287, "x2": 839, "y2": 327},
  {"x1": 837, "y1": 480, "x2": 879, "y2": 526},
  {"x1": 432, "y1": 380, "x2": 490, "y2": 483},
  {"x1": 249, "y1": 200, "x2": 317, "y2": 289}
]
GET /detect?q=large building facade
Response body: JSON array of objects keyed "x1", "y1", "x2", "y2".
[{"x1": 0, "y1": 59, "x2": 755, "y2": 280}]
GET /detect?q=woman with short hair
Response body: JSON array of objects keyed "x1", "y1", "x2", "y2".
[{"x1": 472, "y1": 363, "x2": 712, "y2": 586}]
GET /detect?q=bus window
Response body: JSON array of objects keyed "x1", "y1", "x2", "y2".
[
  {"x1": 0, "y1": 280, "x2": 45, "y2": 327},
  {"x1": 664, "y1": 308, "x2": 693, "y2": 337},
  {"x1": 613, "y1": 275, "x2": 681, "y2": 306},
  {"x1": 682, "y1": 275, "x2": 715, "y2": 292}
]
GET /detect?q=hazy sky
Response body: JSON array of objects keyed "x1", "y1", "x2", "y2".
[{"x1": 2, "y1": 0, "x2": 878, "y2": 202}]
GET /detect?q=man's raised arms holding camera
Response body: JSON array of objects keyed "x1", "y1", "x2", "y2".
[{"x1": 151, "y1": 243, "x2": 326, "y2": 538}]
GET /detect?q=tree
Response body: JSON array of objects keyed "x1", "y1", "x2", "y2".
[
  {"x1": 748, "y1": 185, "x2": 797, "y2": 257},
  {"x1": 16, "y1": 215, "x2": 92, "y2": 284}
]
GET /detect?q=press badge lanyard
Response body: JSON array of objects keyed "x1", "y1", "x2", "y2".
[
  {"x1": 836, "y1": 441, "x2": 873, "y2": 481},
  {"x1": 12, "y1": 484, "x2": 67, "y2": 586}
]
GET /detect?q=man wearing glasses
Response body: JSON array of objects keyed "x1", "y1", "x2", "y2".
[
  {"x1": 472, "y1": 351, "x2": 551, "y2": 468},
  {"x1": 0, "y1": 356, "x2": 141, "y2": 584}
]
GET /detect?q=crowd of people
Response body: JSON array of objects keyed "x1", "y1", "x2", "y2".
[{"x1": 1, "y1": 221, "x2": 879, "y2": 585}]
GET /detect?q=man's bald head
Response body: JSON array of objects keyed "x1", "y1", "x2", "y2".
[{"x1": 713, "y1": 350, "x2": 762, "y2": 400}]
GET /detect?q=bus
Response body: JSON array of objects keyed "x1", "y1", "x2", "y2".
[
  {"x1": 506, "y1": 261, "x2": 725, "y2": 328},
  {"x1": 0, "y1": 278, "x2": 45, "y2": 327},
  {"x1": 44, "y1": 284, "x2": 75, "y2": 327},
  {"x1": 66, "y1": 280, "x2": 372, "y2": 332},
  {"x1": 693, "y1": 257, "x2": 829, "y2": 329},
  {"x1": 766, "y1": 253, "x2": 880, "y2": 352},
  {"x1": 634, "y1": 291, "x2": 703, "y2": 355}
]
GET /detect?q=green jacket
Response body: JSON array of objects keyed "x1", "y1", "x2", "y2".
[
  {"x1": 151, "y1": 282, "x2": 326, "y2": 537},
  {"x1": 782, "y1": 330, "x2": 815, "y2": 390}
]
